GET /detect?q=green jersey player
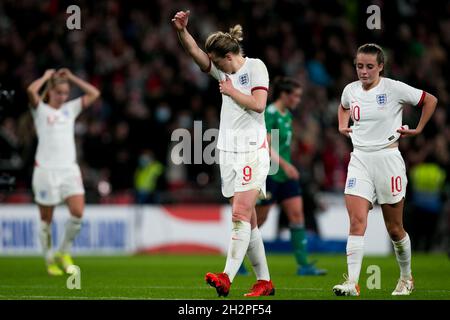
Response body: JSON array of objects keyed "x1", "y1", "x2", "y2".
[{"x1": 240, "y1": 77, "x2": 326, "y2": 276}]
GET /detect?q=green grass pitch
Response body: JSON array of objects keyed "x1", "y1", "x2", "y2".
[{"x1": 0, "y1": 254, "x2": 448, "y2": 300}]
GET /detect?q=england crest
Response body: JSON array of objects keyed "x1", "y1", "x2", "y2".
[
  {"x1": 239, "y1": 73, "x2": 249, "y2": 86},
  {"x1": 347, "y1": 178, "x2": 356, "y2": 189},
  {"x1": 376, "y1": 93, "x2": 387, "y2": 105}
]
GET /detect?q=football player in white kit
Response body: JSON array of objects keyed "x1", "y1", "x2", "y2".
[
  {"x1": 172, "y1": 10, "x2": 274, "y2": 297},
  {"x1": 333, "y1": 44, "x2": 437, "y2": 296},
  {"x1": 27, "y1": 68, "x2": 100, "y2": 276}
]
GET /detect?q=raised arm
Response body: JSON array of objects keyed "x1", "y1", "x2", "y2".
[
  {"x1": 57, "y1": 68, "x2": 100, "y2": 108},
  {"x1": 26, "y1": 69, "x2": 55, "y2": 108},
  {"x1": 172, "y1": 10, "x2": 210, "y2": 72},
  {"x1": 338, "y1": 104, "x2": 352, "y2": 137}
]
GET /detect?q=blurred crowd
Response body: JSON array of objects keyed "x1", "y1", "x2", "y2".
[{"x1": 0, "y1": 0, "x2": 449, "y2": 250}]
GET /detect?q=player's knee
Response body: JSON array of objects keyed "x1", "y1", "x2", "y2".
[
  {"x1": 39, "y1": 208, "x2": 53, "y2": 224},
  {"x1": 232, "y1": 203, "x2": 253, "y2": 221},
  {"x1": 287, "y1": 211, "x2": 304, "y2": 225},
  {"x1": 387, "y1": 225, "x2": 405, "y2": 241},
  {"x1": 41, "y1": 216, "x2": 52, "y2": 224},
  {"x1": 70, "y1": 209, "x2": 84, "y2": 219},
  {"x1": 349, "y1": 216, "x2": 367, "y2": 233}
]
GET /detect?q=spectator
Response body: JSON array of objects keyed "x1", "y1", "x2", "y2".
[
  {"x1": 134, "y1": 149, "x2": 164, "y2": 204},
  {"x1": 408, "y1": 154, "x2": 447, "y2": 252},
  {"x1": 0, "y1": 0, "x2": 446, "y2": 243}
]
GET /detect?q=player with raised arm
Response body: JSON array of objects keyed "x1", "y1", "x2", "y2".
[
  {"x1": 333, "y1": 44, "x2": 437, "y2": 296},
  {"x1": 172, "y1": 10, "x2": 274, "y2": 297},
  {"x1": 27, "y1": 68, "x2": 100, "y2": 276}
]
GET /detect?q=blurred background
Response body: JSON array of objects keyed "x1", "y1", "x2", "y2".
[{"x1": 0, "y1": 0, "x2": 448, "y2": 255}]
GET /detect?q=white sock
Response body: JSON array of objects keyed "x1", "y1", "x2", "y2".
[
  {"x1": 346, "y1": 235, "x2": 364, "y2": 284},
  {"x1": 246, "y1": 227, "x2": 270, "y2": 281},
  {"x1": 224, "y1": 220, "x2": 251, "y2": 282},
  {"x1": 58, "y1": 216, "x2": 82, "y2": 254},
  {"x1": 392, "y1": 233, "x2": 412, "y2": 280},
  {"x1": 39, "y1": 221, "x2": 53, "y2": 263}
]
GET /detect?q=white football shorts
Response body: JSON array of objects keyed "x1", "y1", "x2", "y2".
[
  {"x1": 32, "y1": 164, "x2": 85, "y2": 206},
  {"x1": 219, "y1": 147, "x2": 270, "y2": 199},
  {"x1": 344, "y1": 147, "x2": 407, "y2": 206}
]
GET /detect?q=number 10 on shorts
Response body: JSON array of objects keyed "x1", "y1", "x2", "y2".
[{"x1": 391, "y1": 176, "x2": 402, "y2": 194}]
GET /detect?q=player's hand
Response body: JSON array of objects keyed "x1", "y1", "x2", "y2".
[
  {"x1": 284, "y1": 163, "x2": 300, "y2": 180},
  {"x1": 43, "y1": 69, "x2": 55, "y2": 79},
  {"x1": 397, "y1": 125, "x2": 419, "y2": 138},
  {"x1": 172, "y1": 10, "x2": 190, "y2": 31},
  {"x1": 339, "y1": 127, "x2": 352, "y2": 137},
  {"x1": 219, "y1": 76, "x2": 235, "y2": 96},
  {"x1": 57, "y1": 68, "x2": 73, "y2": 79}
]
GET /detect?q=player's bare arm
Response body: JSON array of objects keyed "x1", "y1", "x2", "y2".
[
  {"x1": 57, "y1": 68, "x2": 100, "y2": 108},
  {"x1": 172, "y1": 10, "x2": 210, "y2": 72},
  {"x1": 397, "y1": 93, "x2": 438, "y2": 137},
  {"x1": 266, "y1": 134, "x2": 299, "y2": 180},
  {"x1": 338, "y1": 104, "x2": 352, "y2": 137},
  {"x1": 219, "y1": 77, "x2": 267, "y2": 113},
  {"x1": 26, "y1": 69, "x2": 55, "y2": 108}
]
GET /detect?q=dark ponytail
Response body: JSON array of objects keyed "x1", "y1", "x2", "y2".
[{"x1": 272, "y1": 77, "x2": 301, "y2": 100}]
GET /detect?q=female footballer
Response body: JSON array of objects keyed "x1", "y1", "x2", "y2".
[
  {"x1": 172, "y1": 10, "x2": 274, "y2": 297},
  {"x1": 27, "y1": 68, "x2": 100, "y2": 275},
  {"x1": 333, "y1": 44, "x2": 437, "y2": 296}
]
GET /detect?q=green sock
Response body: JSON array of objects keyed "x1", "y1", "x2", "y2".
[{"x1": 290, "y1": 223, "x2": 308, "y2": 267}]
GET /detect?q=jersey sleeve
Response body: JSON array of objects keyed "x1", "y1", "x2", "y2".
[
  {"x1": 340, "y1": 85, "x2": 351, "y2": 109},
  {"x1": 30, "y1": 100, "x2": 44, "y2": 118},
  {"x1": 393, "y1": 80, "x2": 426, "y2": 107},
  {"x1": 250, "y1": 59, "x2": 269, "y2": 93},
  {"x1": 205, "y1": 60, "x2": 226, "y2": 81},
  {"x1": 65, "y1": 97, "x2": 83, "y2": 118}
]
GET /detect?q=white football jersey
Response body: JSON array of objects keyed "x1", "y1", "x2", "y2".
[
  {"x1": 31, "y1": 98, "x2": 83, "y2": 168},
  {"x1": 207, "y1": 57, "x2": 269, "y2": 152},
  {"x1": 341, "y1": 77, "x2": 425, "y2": 151}
]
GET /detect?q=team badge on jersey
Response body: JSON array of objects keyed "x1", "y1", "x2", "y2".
[
  {"x1": 347, "y1": 178, "x2": 356, "y2": 189},
  {"x1": 376, "y1": 94, "x2": 387, "y2": 105},
  {"x1": 239, "y1": 73, "x2": 249, "y2": 86}
]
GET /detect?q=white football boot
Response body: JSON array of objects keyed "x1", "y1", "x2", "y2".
[
  {"x1": 333, "y1": 274, "x2": 360, "y2": 296},
  {"x1": 392, "y1": 278, "x2": 414, "y2": 296}
]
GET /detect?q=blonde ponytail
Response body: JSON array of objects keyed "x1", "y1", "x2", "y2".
[
  {"x1": 228, "y1": 25, "x2": 243, "y2": 42},
  {"x1": 205, "y1": 25, "x2": 244, "y2": 57}
]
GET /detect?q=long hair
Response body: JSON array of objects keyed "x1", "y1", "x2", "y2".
[{"x1": 205, "y1": 24, "x2": 244, "y2": 57}]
